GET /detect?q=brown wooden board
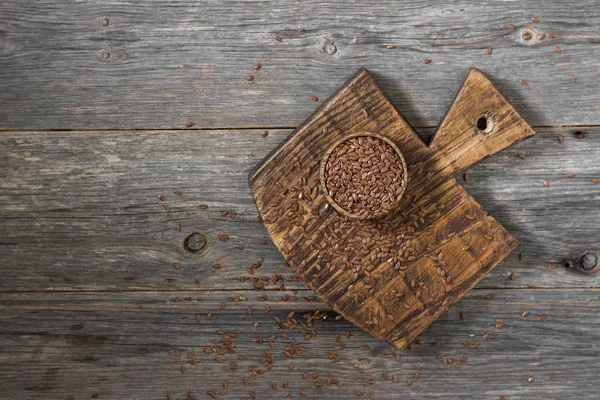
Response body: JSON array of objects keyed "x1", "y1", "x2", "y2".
[{"x1": 249, "y1": 68, "x2": 535, "y2": 348}]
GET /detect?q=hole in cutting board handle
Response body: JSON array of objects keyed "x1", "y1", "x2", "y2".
[{"x1": 475, "y1": 114, "x2": 495, "y2": 134}]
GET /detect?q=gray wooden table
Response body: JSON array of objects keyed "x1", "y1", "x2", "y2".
[{"x1": 1, "y1": 1, "x2": 599, "y2": 399}]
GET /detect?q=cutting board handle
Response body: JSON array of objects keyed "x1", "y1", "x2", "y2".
[{"x1": 428, "y1": 69, "x2": 535, "y2": 175}]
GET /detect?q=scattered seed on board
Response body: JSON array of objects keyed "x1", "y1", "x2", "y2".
[
  {"x1": 274, "y1": 35, "x2": 282, "y2": 42},
  {"x1": 387, "y1": 44, "x2": 396, "y2": 49},
  {"x1": 173, "y1": 263, "x2": 180, "y2": 270},
  {"x1": 199, "y1": 204, "x2": 209, "y2": 210},
  {"x1": 310, "y1": 95, "x2": 319, "y2": 102},
  {"x1": 544, "y1": 180, "x2": 550, "y2": 187},
  {"x1": 522, "y1": 32, "x2": 532, "y2": 40},
  {"x1": 519, "y1": 80, "x2": 528, "y2": 86},
  {"x1": 528, "y1": 376, "x2": 535, "y2": 383},
  {"x1": 507, "y1": 24, "x2": 516, "y2": 30},
  {"x1": 262, "y1": 130, "x2": 269, "y2": 137},
  {"x1": 553, "y1": 45, "x2": 561, "y2": 53},
  {"x1": 174, "y1": 190, "x2": 183, "y2": 196},
  {"x1": 565, "y1": 173, "x2": 575, "y2": 178},
  {"x1": 186, "y1": 122, "x2": 195, "y2": 128},
  {"x1": 423, "y1": 59, "x2": 432, "y2": 64},
  {"x1": 522, "y1": 310, "x2": 530, "y2": 317},
  {"x1": 538, "y1": 315, "x2": 546, "y2": 321},
  {"x1": 485, "y1": 47, "x2": 492, "y2": 55},
  {"x1": 254, "y1": 64, "x2": 262, "y2": 70},
  {"x1": 176, "y1": 223, "x2": 181, "y2": 232},
  {"x1": 460, "y1": 312, "x2": 465, "y2": 320},
  {"x1": 531, "y1": 16, "x2": 539, "y2": 23},
  {"x1": 509, "y1": 272, "x2": 515, "y2": 280},
  {"x1": 516, "y1": 153, "x2": 525, "y2": 159},
  {"x1": 571, "y1": 77, "x2": 577, "y2": 83},
  {"x1": 247, "y1": 75, "x2": 255, "y2": 81}
]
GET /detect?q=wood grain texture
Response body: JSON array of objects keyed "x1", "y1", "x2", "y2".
[
  {"x1": 249, "y1": 68, "x2": 535, "y2": 347},
  {"x1": 1, "y1": 289, "x2": 599, "y2": 399},
  {"x1": 1, "y1": 0, "x2": 600, "y2": 130},
  {"x1": 1, "y1": 127, "x2": 598, "y2": 293}
]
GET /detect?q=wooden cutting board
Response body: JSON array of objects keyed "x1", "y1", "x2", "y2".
[{"x1": 249, "y1": 68, "x2": 535, "y2": 348}]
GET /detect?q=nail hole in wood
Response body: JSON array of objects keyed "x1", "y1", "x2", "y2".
[
  {"x1": 581, "y1": 253, "x2": 598, "y2": 271},
  {"x1": 184, "y1": 232, "x2": 206, "y2": 252}
]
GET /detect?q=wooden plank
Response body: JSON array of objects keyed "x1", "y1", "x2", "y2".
[
  {"x1": 0, "y1": 289, "x2": 599, "y2": 399},
  {"x1": 1, "y1": 0, "x2": 600, "y2": 130},
  {"x1": 0, "y1": 128, "x2": 598, "y2": 292}
]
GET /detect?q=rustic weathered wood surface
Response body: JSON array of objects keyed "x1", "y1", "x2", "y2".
[
  {"x1": 250, "y1": 68, "x2": 535, "y2": 348},
  {"x1": 1, "y1": 0, "x2": 600, "y2": 398},
  {"x1": 1, "y1": 0, "x2": 600, "y2": 130}
]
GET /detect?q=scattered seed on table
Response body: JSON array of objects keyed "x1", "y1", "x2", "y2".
[
  {"x1": 485, "y1": 295, "x2": 494, "y2": 300},
  {"x1": 528, "y1": 376, "x2": 535, "y2": 383},
  {"x1": 538, "y1": 315, "x2": 545, "y2": 321},
  {"x1": 522, "y1": 310, "x2": 529, "y2": 317},
  {"x1": 593, "y1": 178, "x2": 600, "y2": 184},
  {"x1": 407, "y1": 379, "x2": 413, "y2": 387},
  {"x1": 553, "y1": 45, "x2": 561, "y2": 53},
  {"x1": 547, "y1": 33, "x2": 556, "y2": 38},
  {"x1": 486, "y1": 47, "x2": 492, "y2": 55},
  {"x1": 176, "y1": 223, "x2": 181, "y2": 232},
  {"x1": 522, "y1": 32, "x2": 532, "y2": 40},
  {"x1": 254, "y1": 63, "x2": 262, "y2": 70},
  {"x1": 199, "y1": 204, "x2": 209, "y2": 210},
  {"x1": 565, "y1": 173, "x2": 575, "y2": 178},
  {"x1": 531, "y1": 16, "x2": 539, "y2": 23},
  {"x1": 544, "y1": 180, "x2": 550, "y2": 187},
  {"x1": 496, "y1": 319, "x2": 505, "y2": 329},
  {"x1": 519, "y1": 252, "x2": 524, "y2": 261},
  {"x1": 516, "y1": 153, "x2": 526, "y2": 159},
  {"x1": 519, "y1": 79, "x2": 528, "y2": 86},
  {"x1": 158, "y1": 194, "x2": 166, "y2": 201},
  {"x1": 174, "y1": 190, "x2": 183, "y2": 196},
  {"x1": 262, "y1": 130, "x2": 269, "y2": 137},
  {"x1": 274, "y1": 35, "x2": 282, "y2": 42},
  {"x1": 509, "y1": 271, "x2": 516, "y2": 280},
  {"x1": 173, "y1": 263, "x2": 180, "y2": 270},
  {"x1": 507, "y1": 24, "x2": 516, "y2": 30},
  {"x1": 230, "y1": 210, "x2": 236, "y2": 218},
  {"x1": 460, "y1": 312, "x2": 465, "y2": 320},
  {"x1": 163, "y1": 205, "x2": 170, "y2": 211},
  {"x1": 423, "y1": 59, "x2": 432, "y2": 64},
  {"x1": 235, "y1": 244, "x2": 244, "y2": 250},
  {"x1": 310, "y1": 95, "x2": 319, "y2": 102},
  {"x1": 387, "y1": 44, "x2": 396, "y2": 49}
]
